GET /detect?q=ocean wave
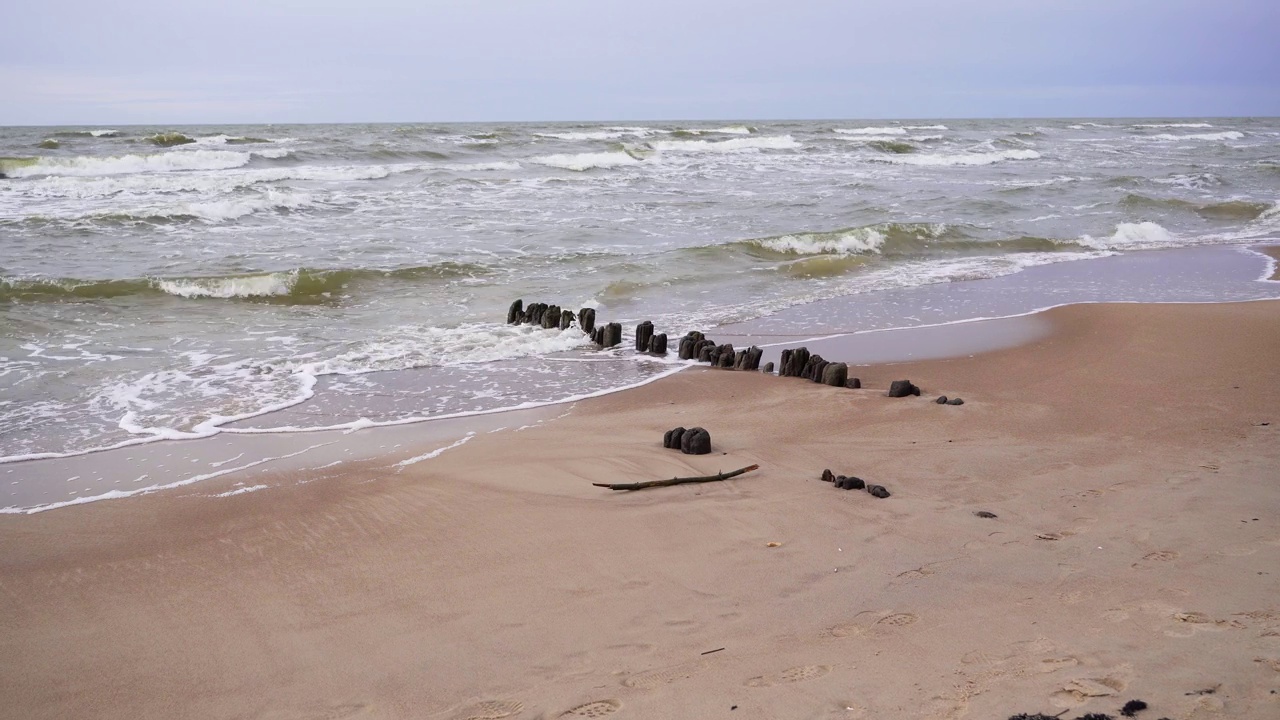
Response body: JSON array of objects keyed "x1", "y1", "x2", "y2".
[
  {"x1": 870, "y1": 149, "x2": 1041, "y2": 166},
  {"x1": 867, "y1": 140, "x2": 916, "y2": 154},
  {"x1": 38, "y1": 139, "x2": 59, "y2": 149},
  {"x1": 536, "y1": 127, "x2": 657, "y2": 141},
  {"x1": 51, "y1": 129, "x2": 119, "y2": 138},
  {"x1": 834, "y1": 126, "x2": 907, "y2": 136},
  {"x1": 904, "y1": 125, "x2": 948, "y2": 131},
  {"x1": 1149, "y1": 131, "x2": 1243, "y2": 141},
  {"x1": 12, "y1": 164, "x2": 401, "y2": 200},
  {"x1": 0, "y1": 264, "x2": 492, "y2": 304},
  {"x1": 649, "y1": 135, "x2": 800, "y2": 154},
  {"x1": 1133, "y1": 123, "x2": 1213, "y2": 129},
  {"x1": 530, "y1": 151, "x2": 640, "y2": 171},
  {"x1": 1196, "y1": 200, "x2": 1273, "y2": 221},
  {"x1": 146, "y1": 132, "x2": 196, "y2": 147},
  {"x1": 0, "y1": 150, "x2": 255, "y2": 178},
  {"x1": 1078, "y1": 221, "x2": 1178, "y2": 250},
  {"x1": 739, "y1": 223, "x2": 964, "y2": 257}
]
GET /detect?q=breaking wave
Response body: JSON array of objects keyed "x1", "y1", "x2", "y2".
[
  {"x1": 0, "y1": 150, "x2": 259, "y2": 177},
  {"x1": 1133, "y1": 123, "x2": 1214, "y2": 129},
  {"x1": 147, "y1": 132, "x2": 196, "y2": 147},
  {"x1": 871, "y1": 149, "x2": 1041, "y2": 166},
  {"x1": 0, "y1": 264, "x2": 493, "y2": 304},
  {"x1": 531, "y1": 151, "x2": 640, "y2": 171},
  {"x1": 648, "y1": 135, "x2": 800, "y2": 153},
  {"x1": 1078, "y1": 221, "x2": 1179, "y2": 250},
  {"x1": 835, "y1": 126, "x2": 907, "y2": 135},
  {"x1": 1149, "y1": 131, "x2": 1243, "y2": 142}
]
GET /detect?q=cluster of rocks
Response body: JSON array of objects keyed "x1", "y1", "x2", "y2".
[
  {"x1": 634, "y1": 321, "x2": 668, "y2": 354},
  {"x1": 777, "y1": 346, "x2": 859, "y2": 388},
  {"x1": 935, "y1": 395, "x2": 965, "y2": 405},
  {"x1": 507, "y1": 299, "x2": 583, "y2": 332},
  {"x1": 1008, "y1": 698, "x2": 1157, "y2": 720},
  {"x1": 663, "y1": 427, "x2": 711, "y2": 455},
  {"x1": 675, "y1": 331, "x2": 764, "y2": 370},
  {"x1": 820, "y1": 469, "x2": 890, "y2": 498}
]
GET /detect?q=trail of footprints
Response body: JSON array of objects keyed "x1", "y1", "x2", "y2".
[
  {"x1": 451, "y1": 698, "x2": 623, "y2": 720},
  {"x1": 745, "y1": 664, "x2": 831, "y2": 687}
]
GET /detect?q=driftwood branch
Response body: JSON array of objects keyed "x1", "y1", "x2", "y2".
[{"x1": 593, "y1": 464, "x2": 760, "y2": 492}]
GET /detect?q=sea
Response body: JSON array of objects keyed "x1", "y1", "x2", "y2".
[{"x1": 3, "y1": 118, "x2": 1279, "y2": 511}]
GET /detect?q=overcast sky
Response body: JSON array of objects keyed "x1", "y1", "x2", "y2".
[{"x1": 2, "y1": 0, "x2": 1277, "y2": 125}]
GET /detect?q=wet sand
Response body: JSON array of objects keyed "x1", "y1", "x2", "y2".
[
  {"x1": 1, "y1": 301, "x2": 1278, "y2": 720},
  {"x1": 1259, "y1": 245, "x2": 1280, "y2": 280}
]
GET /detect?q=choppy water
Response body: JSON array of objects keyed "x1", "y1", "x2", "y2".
[{"x1": 2, "y1": 118, "x2": 1279, "y2": 467}]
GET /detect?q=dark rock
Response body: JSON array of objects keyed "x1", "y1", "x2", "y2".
[
  {"x1": 974, "y1": 511, "x2": 997, "y2": 519},
  {"x1": 733, "y1": 349, "x2": 747, "y2": 370},
  {"x1": 821, "y1": 362, "x2": 848, "y2": 387},
  {"x1": 762, "y1": 362, "x2": 774, "y2": 374},
  {"x1": 936, "y1": 396, "x2": 948, "y2": 404},
  {"x1": 809, "y1": 358, "x2": 828, "y2": 383},
  {"x1": 821, "y1": 469, "x2": 835, "y2": 483},
  {"x1": 799, "y1": 354, "x2": 820, "y2": 380},
  {"x1": 1076, "y1": 715, "x2": 1115, "y2": 720},
  {"x1": 947, "y1": 397, "x2": 964, "y2": 406},
  {"x1": 716, "y1": 345, "x2": 735, "y2": 368},
  {"x1": 866, "y1": 484, "x2": 890, "y2": 498},
  {"x1": 592, "y1": 327, "x2": 604, "y2": 345},
  {"x1": 834, "y1": 476, "x2": 849, "y2": 489},
  {"x1": 743, "y1": 346, "x2": 763, "y2": 371},
  {"x1": 507, "y1": 299, "x2": 524, "y2": 324},
  {"x1": 578, "y1": 308, "x2": 596, "y2": 335},
  {"x1": 663, "y1": 427, "x2": 687, "y2": 449},
  {"x1": 529, "y1": 303, "x2": 546, "y2": 325},
  {"x1": 678, "y1": 336, "x2": 695, "y2": 360},
  {"x1": 635, "y1": 321, "x2": 654, "y2": 352},
  {"x1": 602, "y1": 322, "x2": 622, "y2": 348},
  {"x1": 680, "y1": 427, "x2": 711, "y2": 455},
  {"x1": 780, "y1": 347, "x2": 810, "y2": 377},
  {"x1": 887, "y1": 380, "x2": 919, "y2": 398},
  {"x1": 1007, "y1": 715, "x2": 1059, "y2": 720},
  {"x1": 845, "y1": 377, "x2": 861, "y2": 389},
  {"x1": 0, "y1": 172, "x2": 7, "y2": 179},
  {"x1": 697, "y1": 344, "x2": 715, "y2": 363},
  {"x1": 558, "y1": 309, "x2": 574, "y2": 330},
  {"x1": 839, "y1": 475, "x2": 866, "y2": 490},
  {"x1": 649, "y1": 333, "x2": 667, "y2": 354},
  {"x1": 541, "y1": 304, "x2": 561, "y2": 329},
  {"x1": 1120, "y1": 700, "x2": 1148, "y2": 717}
]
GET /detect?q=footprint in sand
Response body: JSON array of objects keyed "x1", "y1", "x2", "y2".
[
  {"x1": 622, "y1": 661, "x2": 706, "y2": 689},
  {"x1": 452, "y1": 700, "x2": 524, "y2": 720},
  {"x1": 1143, "y1": 550, "x2": 1180, "y2": 562},
  {"x1": 875, "y1": 612, "x2": 919, "y2": 628},
  {"x1": 1049, "y1": 675, "x2": 1127, "y2": 708},
  {"x1": 560, "y1": 699, "x2": 621, "y2": 718},
  {"x1": 1165, "y1": 612, "x2": 1247, "y2": 637},
  {"x1": 745, "y1": 665, "x2": 831, "y2": 687}
]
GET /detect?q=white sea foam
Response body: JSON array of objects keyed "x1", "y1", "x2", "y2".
[
  {"x1": 19, "y1": 165, "x2": 398, "y2": 200},
  {"x1": 451, "y1": 161, "x2": 522, "y2": 171},
  {"x1": 162, "y1": 189, "x2": 317, "y2": 223},
  {"x1": 1133, "y1": 123, "x2": 1214, "y2": 129},
  {"x1": 393, "y1": 433, "x2": 475, "y2": 468},
  {"x1": 904, "y1": 125, "x2": 948, "y2": 131},
  {"x1": 1078, "y1": 221, "x2": 1179, "y2": 250},
  {"x1": 710, "y1": 125, "x2": 753, "y2": 134},
  {"x1": 872, "y1": 149, "x2": 1041, "y2": 166},
  {"x1": 214, "y1": 484, "x2": 269, "y2": 497},
  {"x1": 649, "y1": 135, "x2": 800, "y2": 153},
  {"x1": 1149, "y1": 131, "x2": 1243, "y2": 141},
  {"x1": 89, "y1": 129, "x2": 118, "y2": 137},
  {"x1": 835, "y1": 126, "x2": 907, "y2": 135},
  {"x1": 531, "y1": 151, "x2": 640, "y2": 171},
  {"x1": 3, "y1": 150, "x2": 254, "y2": 178},
  {"x1": 157, "y1": 271, "x2": 301, "y2": 298},
  {"x1": 756, "y1": 228, "x2": 887, "y2": 255}
]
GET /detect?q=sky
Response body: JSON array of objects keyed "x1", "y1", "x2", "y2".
[{"x1": 2, "y1": 0, "x2": 1277, "y2": 125}]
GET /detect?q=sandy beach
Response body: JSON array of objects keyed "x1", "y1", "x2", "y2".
[{"x1": 2, "y1": 300, "x2": 1278, "y2": 720}]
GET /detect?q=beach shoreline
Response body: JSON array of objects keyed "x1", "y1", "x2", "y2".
[{"x1": 2, "y1": 299, "x2": 1277, "y2": 719}]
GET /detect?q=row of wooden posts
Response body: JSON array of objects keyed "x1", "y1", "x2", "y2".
[{"x1": 504, "y1": 298, "x2": 860, "y2": 389}]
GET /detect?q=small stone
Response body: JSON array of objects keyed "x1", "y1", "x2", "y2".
[
  {"x1": 947, "y1": 397, "x2": 964, "y2": 406},
  {"x1": 821, "y1": 469, "x2": 835, "y2": 483},
  {"x1": 867, "y1": 484, "x2": 890, "y2": 498},
  {"x1": 841, "y1": 476, "x2": 866, "y2": 490},
  {"x1": 887, "y1": 380, "x2": 919, "y2": 398},
  {"x1": 975, "y1": 511, "x2": 997, "y2": 519},
  {"x1": 936, "y1": 395, "x2": 948, "y2": 404},
  {"x1": 762, "y1": 361, "x2": 774, "y2": 374},
  {"x1": 845, "y1": 377, "x2": 861, "y2": 389},
  {"x1": 1120, "y1": 700, "x2": 1148, "y2": 717},
  {"x1": 680, "y1": 427, "x2": 711, "y2": 455}
]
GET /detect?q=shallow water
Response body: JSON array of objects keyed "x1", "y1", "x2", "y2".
[{"x1": 2, "y1": 118, "x2": 1279, "y2": 474}]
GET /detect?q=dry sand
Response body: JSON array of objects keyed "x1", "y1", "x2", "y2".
[
  {"x1": 1259, "y1": 246, "x2": 1280, "y2": 281},
  {"x1": 2, "y1": 301, "x2": 1278, "y2": 720}
]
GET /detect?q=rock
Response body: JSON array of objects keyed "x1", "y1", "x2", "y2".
[
  {"x1": 821, "y1": 469, "x2": 835, "y2": 483},
  {"x1": 799, "y1": 354, "x2": 820, "y2": 380},
  {"x1": 821, "y1": 362, "x2": 848, "y2": 387},
  {"x1": 866, "y1": 484, "x2": 890, "y2": 498},
  {"x1": 716, "y1": 345, "x2": 735, "y2": 368},
  {"x1": 743, "y1": 346, "x2": 763, "y2": 371},
  {"x1": 975, "y1": 511, "x2": 998, "y2": 519},
  {"x1": 592, "y1": 327, "x2": 604, "y2": 345},
  {"x1": 507, "y1": 299, "x2": 524, "y2": 324},
  {"x1": 602, "y1": 322, "x2": 622, "y2": 348},
  {"x1": 845, "y1": 377, "x2": 861, "y2": 389},
  {"x1": 541, "y1": 304, "x2": 561, "y2": 329},
  {"x1": 558, "y1": 309, "x2": 573, "y2": 330},
  {"x1": 578, "y1": 308, "x2": 596, "y2": 335},
  {"x1": 834, "y1": 476, "x2": 849, "y2": 489},
  {"x1": 809, "y1": 358, "x2": 828, "y2": 383},
  {"x1": 680, "y1": 427, "x2": 711, "y2": 455},
  {"x1": 732, "y1": 349, "x2": 747, "y2": 370},
  {"x1": 936, "y1": 395, "x2": 948, "y2": 404},
  {"x1": 663, "y1": 427, "x2": 687, "y2": 449},
  {"x1": 1120, "y1": 700, "x2": 1148, "y2": 718},
  {"x1": 840, "y1": 475, "x2": 865, "y2": 490},
  {"x1": 762, "y1": 362, "x2": 774, "y2": 374},
  {"x1": 635, "y1": 321, "x2": 654, "y2": 352},
  {"x1": 947, "y1": 397, "x2": 964, "y2": 406},
  {"x1": 780, "y1": 347, "x2": 810, "y2": 377},
  {"x1": 0, "y1": 172, "x2": 7, "y2": 179},
  {"x1": 649, "y1": 333, "x2": 667, "y2": 354},
  {"x1": 697, "y1": 344, "x2": 715, "y2": 363},
  {"x1": 887, "y1": 380, "x2": 919, "y2": 398}
]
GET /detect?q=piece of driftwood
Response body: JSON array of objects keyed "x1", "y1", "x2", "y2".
[{"x1": 593, "y1": 464, "x2": 760, "y2": 491}]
